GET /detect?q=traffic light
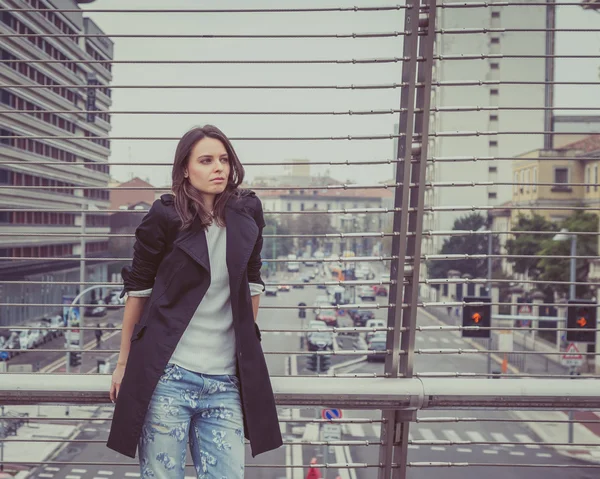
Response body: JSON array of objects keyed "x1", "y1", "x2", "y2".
[
  {"x1": 567, "y1": 299, "x2": 597, "y2": 343},
  {"x1": 319, "y1": 354, "x2": 331, "y2": 372},
  {"x1": 462, "y1": 296, "x2": 491, "y2": 338},
  {"x1": 69, "y1": 351, "x2": 82, "y2": 367},
  {"x1": 306, "y1": 354, "x2": 318, "y2": 372},
  {"x1": 298, "y1": 302, "x2": 306, "y2": 319}
]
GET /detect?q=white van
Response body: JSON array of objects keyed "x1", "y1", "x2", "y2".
[{"x1": 364, "y1": 319, "x2": 386, "y2": 342}]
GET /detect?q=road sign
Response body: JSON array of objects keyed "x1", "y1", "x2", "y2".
[
  {"x1": 320, "y1": 423, "x2": 342, "y2": 442},
  {"x1": 0, "y1": 351, "x2": 9, "y2": 361},
  {"x1": 321, "y1": 408, "x2": 342, "y2": 420},
  {"x1": 561, "y1": 343, "x2": 584, "y2": 367}
]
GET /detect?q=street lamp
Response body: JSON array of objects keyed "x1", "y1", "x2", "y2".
[
  {"x1": 552, "y1": 228, "x2": 577, "y2": 301},
  {"x1": 552, "y1": 228, "x2": 578, "y2": 445}
]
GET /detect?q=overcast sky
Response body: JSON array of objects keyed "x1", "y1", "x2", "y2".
[{"x1": 81, "y1": 1, "x2": 599, "y2": 188}]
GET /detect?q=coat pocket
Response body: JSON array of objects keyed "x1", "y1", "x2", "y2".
[{"x1": 130, "y1": 323, "x2": 147, "y2": 342}]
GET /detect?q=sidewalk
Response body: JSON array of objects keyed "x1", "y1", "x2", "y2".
[
  {"x1": 1, "y1": 404, "x2": 111, "y2": 475},
  {"x1": 421, "y1": 306, "x2": 600, "y2": 464}
]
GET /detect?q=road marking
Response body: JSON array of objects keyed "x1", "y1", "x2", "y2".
[
  {"x1": 440, "y1": 337, "x2": 450, "y2": 344},
  {"x1": 343, "y1": 445, "x2": 358, "y2": 479},
  {"x1": 537, "y1": 453, "x2": 552, "y2": 458},
  {"x1": 71, "y1": 470, "x2": 87, "y2": 474},
  {"x1": 38, "y1": 474, "x2": 54, "y2": 478},
  {"x1": 408, "y1": 444, "x2": 420, "y2": 449},
  {"x1": 65, "y1": 476, "x2": 81, "y2": 479},
  {"x1": 442, "y1": 429, "x2": 462, "y2": 443},
  {"x1": 334, "y1": 446, "x2": 351, "y2": 479},
  {"x1": 490, "y1": 432, "x2": 514, "y2": 447},
  {"x1": 44, "y1": 468, "x2": 60, "y2": 472},
  {"x1": 124, "y1": 472, "x2": 140, "y2": 477},
  {"x1": 431, "y1": 446, "x2": 446, "y2": 451},
  {"x1": 510, "y1": 451, "x2": 525, "y2": 456},
  {"x1": 83, "y1": 428, "x2": 97, "y2": 432},
  {"x1": 457, "y1": 448, "x2": 472, "y2": 453},
  {"x1": 483, "y1": 449, "x2": 498, "y2": 454},
  {"x1": 97, "y1": 472, "x2": 114, "y2": 476},
  {"x1": 348, "y1": 423, "x2": 365, "y2": 437},
  {"x1": 515, "y1": 433, "x2": 540, "y2": 449},
  {"x1": 418, "y1": 428, "x2": 438, "y2": 441},
  {"x1": 465, "y1": 431, "x2": 485, "y2": 443}
]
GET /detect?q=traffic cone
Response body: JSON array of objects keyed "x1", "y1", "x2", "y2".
[{"x1": 305, "y1": 457, "x2": 321, "y2": 479}]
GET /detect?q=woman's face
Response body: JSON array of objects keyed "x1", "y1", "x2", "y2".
[{"x1": 184, "y1": 137, "x2": 231, "y2": 201}]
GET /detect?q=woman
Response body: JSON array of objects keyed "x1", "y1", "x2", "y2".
[{"x1": 106, "y1": 125, "x2": 283, "y2": 478}]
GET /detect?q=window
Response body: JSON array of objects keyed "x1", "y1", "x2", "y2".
[
  {"x1": 595, "y1": 165, "x2": 598, "y2": 192},
  {"x1": 553, "y1": 167, "x2": 570, "y2": 191},
  {"x1": 491, "y1": 11, "x2": 500, "y2": 18},
  {"x1": 488, "y1": 192, "x2": 497, "y2": 199},
  {"x1": 514, "y1": 172, "x2": 519, "y2": 194},
  {"x1": 525, "y1": 170, "x2": 530, "y2": 193},
  {"x1": 520, "y1": 171, "x2": 524, "y2": 193},
  {"x1": 489, "y1": 140, "x2": 498, "y2": 147},
  {"x1": 489, "y1": 114, "x2": 498, "y2": 122},
  {"x1": 533, "y1": 167, "x2": 537, "y2": 192},
  {"x1": 586, "y1": 166, "x2": 591, "y2": 193},
  {"x1": 300, "y1": 203, "x2": 305, "y2": 211},
  {"x1": 313, "y1": 203, "x2": 318, "y2": 209},
  {"x1": 490, "y1": 89, "x2": 499, "y2": 95},
  {"x1": 489, "y1": 166, "x2": 497, "y2": 174},
  {"x1": 491, "y1": 37, "x2": 500, "y2": 44},
  {"x1": 490, "y1": 63, "x2": 500, "y2": 70}
]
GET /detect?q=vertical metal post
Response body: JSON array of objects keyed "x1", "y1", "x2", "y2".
[
  {"x1": 0, "y1": 404, "x2": 4, "y2": 471},
  {"x1": 487, "y1": 231, "x2": 493, "y2": 376},
  {"x1": 378, "y1": 1, "x2": 421, "y2": 477},
  {"x1": 543, "y1": 0, "x2": 556, "y2": 149}
]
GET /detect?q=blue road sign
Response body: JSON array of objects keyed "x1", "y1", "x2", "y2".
[
  {"x1": 0, "y1": 351, "x2": 9, "y2": 361},
  {"x1": 321, "y1": 408, "x2": 343, "y2": 420}
]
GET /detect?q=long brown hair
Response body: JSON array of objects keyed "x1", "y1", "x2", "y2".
[{"x1": 172, "y1": 125, "x2": 245, "y2": 230}]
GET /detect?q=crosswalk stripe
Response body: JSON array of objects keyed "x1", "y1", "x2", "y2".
[
  {"x1": 418, "y1": 428, "x2": 438, "y2": 441},
  {"x1": 515, "y1": 433, "x2": 541, "y2": 449},
  {"x1": 348, "y1": 423, "x2": 365, "y2": 437},
  {"x1": 465, "y1": 431, "x2": 486, "y2": 443},
  {"x1": 442, "y1": 429, "x2": 462, "y2": 442},
  {"x1": 490, "y1": 432, "x2": 514, "y2": 447},
  {"x1": 440, "y1": 337, "x2": 450, "y2": 344},
  {"x1": 457, "y1": 448, "x2": 472, "y2": 453}
]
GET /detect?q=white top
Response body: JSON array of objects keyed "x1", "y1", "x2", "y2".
[{"x1": 128, "y1": 221, "x2": 264, "y2": 375}]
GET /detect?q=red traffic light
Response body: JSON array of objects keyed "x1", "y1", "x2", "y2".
[
  {"x1": 577, "y1": 317, "x2": 587, "y2": 327},
  {"x1": 471, "y1": 312, "x2": 482, "y2": 324}
]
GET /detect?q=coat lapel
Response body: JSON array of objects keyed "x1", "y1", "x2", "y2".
[{"x1": 172, "y1": 197, "x2": 259, "y2": 291}]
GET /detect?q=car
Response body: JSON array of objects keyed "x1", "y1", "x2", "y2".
[
  {"x1": 292, "y1": 281, "x2": 304, "y2": 289},
  {"x1": 85, "y1": 300, "x2": 107, "y2": 318},
  {"x1": 40, "y1": 315, "x2": 64, "y2": 339},
  {"x1": 312, "y1": 295, "x2": 331, "y2": 313},
  {"x1": 315, "y1": 308, "x2": 338, "y2": 327},
  {"x1": 265, "y1": 286, "x2": 278, "y2": 296},
  {"x1": 358, "y1": 286, "x2": 376, "y2": 301},
  {"x1": 365, "y1": 319, "x2": 386, "y2": 343},
  {"x1": 278, "y1": 285, "x2": 291, "y2": 292},
  {"x1": 372, "y1": 285, "x2": 388, "y2": 297},
  {"x1": 348, "y1": 306, "x2": 376, "y2": 327},
  {"x1": 287, "y1": 262, "x2": 300, "y2": 273},
  {"x1": 105, "y1": 289, "x2": 125, "y2": 309},
  {"x1": 367, "y1": 335, "x2": 387, "y2": 362},
  {"x1": 301, "y1": 276, "x2": 311, "y2": 283},
  {"x1": 307, "y1": 330, "x2": 334, "y2": 351}
]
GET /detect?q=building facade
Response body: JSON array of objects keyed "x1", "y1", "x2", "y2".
[{"x1": 0, "y1": 0, "x2": 112, "y2": 325}]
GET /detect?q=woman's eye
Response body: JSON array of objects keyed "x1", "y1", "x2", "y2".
[{"x1": 221, "y1": 158, "x2": 229, "y2": 163}]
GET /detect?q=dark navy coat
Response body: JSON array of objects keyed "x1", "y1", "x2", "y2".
[{"x1": 106, "y1": 190, "x2": 282, "y2": 458}]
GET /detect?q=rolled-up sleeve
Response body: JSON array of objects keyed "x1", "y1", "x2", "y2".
[
  {"x1": 120, "y1": 200, "x2": 168, "y2": 298},
  {"x1": 247, "y1": 196, "x2": 266, "y2": 292}
]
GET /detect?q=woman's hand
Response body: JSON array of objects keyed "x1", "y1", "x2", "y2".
[{"x1": 109, "y1": 363, "x2": 126, "y2": 403}]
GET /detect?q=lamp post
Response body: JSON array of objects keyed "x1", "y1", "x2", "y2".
[
  {"x1": 478, "y1": 225, "x2": 493, "y2": 376},
  {"x1": 552, "y1": 228, "x2": 577, "y2": 444}
]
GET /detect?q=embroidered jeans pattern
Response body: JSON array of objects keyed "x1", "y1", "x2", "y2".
[{"x1": 138, "y1": 363, "x2": 245, "y2": 479}]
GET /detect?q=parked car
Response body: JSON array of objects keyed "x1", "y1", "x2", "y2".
[
  {"x1": 265, "y1": 286, "x2": 278, "y2": 296},
  {"x1": 3, "y1": 332, "x2": 22, "y2": 358},
  {"x1": 40, "y1": 315, "x2": 64, "y2": 339},
  {"x1": 85, "y1": 300, "x2": 107, "y2": 318},
  {"x1": 367, "y1": 333, "x2": 388, "y2": 362},
  {"x1": 358, "y1": 286, "x2": 376, "y2": 301},
  {"x1": 9, "y1": 329, "x2": 36, "y2": 350},
  {"x1": 312, "y1": 295, "x2": 331, "y2": 313},
  {"x1": 301, "y1": 276, "x2": 311, "y2": 283},
  {"x1": 365, "y1": 319, "x2": 386, "y2": 343},
  {"x1": 278, "y1": 284, "x2": 291, "y2": 292},
  {"x1": 105, "y1": 289, "x2": 125, "y2": 309},
  {"x1": 292, "y1": 281, "x2": 304, "y2": 289}
]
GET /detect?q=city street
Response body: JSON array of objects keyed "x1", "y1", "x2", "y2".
[{"x1": 5, "y1": 262, "x2": 598, "y2": 479}]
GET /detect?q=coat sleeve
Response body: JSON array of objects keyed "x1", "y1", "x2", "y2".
[
  {"x1": 120, "y1": 199, "x2": 168, "y2": 298},
  {"x1": 247, "y1": 195, "x2": 266, "y2": 292}
]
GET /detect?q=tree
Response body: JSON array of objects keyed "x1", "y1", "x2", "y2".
[
  {"x1": 283, "y1": 208, "x2": 335, "y2": 252},
  {"x1": 537, "y1": 211, "x2": 598, "y2": 297},
  {"x1": 505, "y1": 214, "x2": 558, "y2": 280},
  {"x1": 263, "y1": 215, "x2": 294, "y2": 272},
  {"x1": 428, "y1": 213, "x2": 499, "y2": 279}
]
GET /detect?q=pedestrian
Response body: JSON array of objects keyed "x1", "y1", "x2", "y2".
[
  {"x1": 107, "y1": 125, "x2": 282, "y2": 477},
  {"x1": 94, "y1": 323, "x2": 102, "y2": 349}
]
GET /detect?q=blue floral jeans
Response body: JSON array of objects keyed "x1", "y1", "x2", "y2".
[{"x1": 138, "y1": 363, "x2": 245, "y2": 478}]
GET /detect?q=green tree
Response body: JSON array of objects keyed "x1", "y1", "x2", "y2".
[
  {"x1": 505, "y1": 214, "x2": 558, "y2": 280},
  {"x1": 537, "y1": 211, "x2": 598, "y2": 297},
  {"x1": 283, "y1": 208, "x2": 335, "y2": 252},
  {"x1": 428, "y1": 213, "x2": 498, "y2": 279},
  {"x1": 263, "y1": 215, "x2": 294, "y2": 270}
]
